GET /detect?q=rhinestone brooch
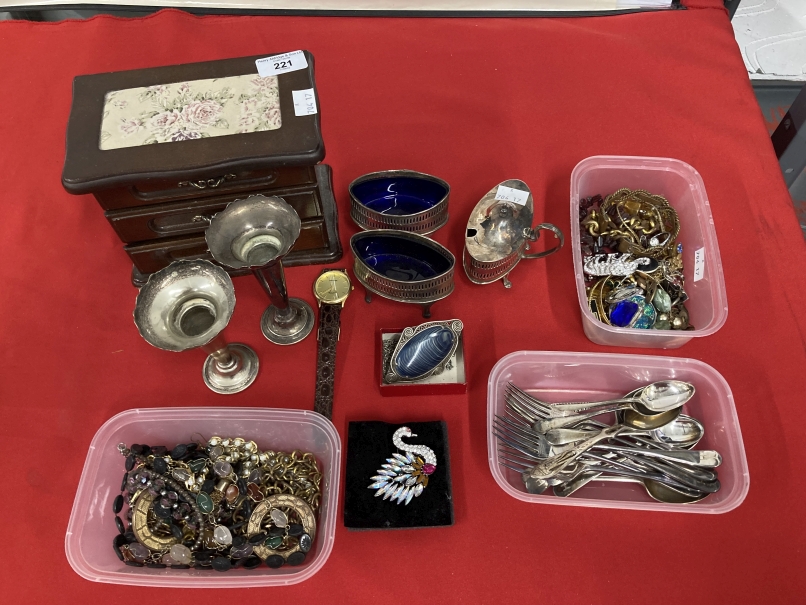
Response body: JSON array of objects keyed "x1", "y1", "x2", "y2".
[
  {"x1": 368, "y1": 427, "x2": 436, "y2": 506},
  {"x1": 583, "y1": 253, "x2": 652, "y2": 277}
]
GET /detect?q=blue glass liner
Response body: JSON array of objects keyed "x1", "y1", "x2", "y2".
[
  {"x1": 351, "y1": 176, "x2": 447, "y2": 216},
  {"x1": 352, "y1": 233, "x2": 452, "y2": 281}
]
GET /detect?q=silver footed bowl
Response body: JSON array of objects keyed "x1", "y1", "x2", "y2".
[
  {"x1": 134, "y1": 260, "x2": 235, "y2": 352},
  {"x1": 205, "y1": 195, "x2": 301, "y2": 269},
  {"x1": 133, "y1": 260, "x2": 259, "y2": 394},
  {"x1": 205, "y1": 195, "x2": 314, "y2": 346},
  {"x1": 349, "y1": 169, "x2": 450, "y2": 234},
  {"x1": 350, "y1": 229, "x2": 455, "y2": 318}
]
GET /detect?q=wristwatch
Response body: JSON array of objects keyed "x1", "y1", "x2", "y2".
[{"x1": 312, "y1": 269, "x2": 352, "y2": 419}]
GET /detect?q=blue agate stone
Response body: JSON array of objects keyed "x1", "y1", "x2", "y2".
[
  {"x1": 609, "y1": 300, "x2": 640, "y2": 327},
  {"x1": 393, "y1": 326, "x2": 456, "y2": 379},
  {"x1": 351, "y1": 176, "x2": 447, "y2": 216}
]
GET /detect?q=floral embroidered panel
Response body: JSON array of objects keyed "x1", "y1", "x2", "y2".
[{"x1": 99, "y1": 74, "x2": 282, "y2": 150}]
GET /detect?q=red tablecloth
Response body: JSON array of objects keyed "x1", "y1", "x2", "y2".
[{"x1": 2, "y1": 5, "x2": 805, "y2": 604}]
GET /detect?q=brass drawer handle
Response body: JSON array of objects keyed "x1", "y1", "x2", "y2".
[
  {"x1": 178, "y1": 174, "x2": 237, "y2": 189},
  {"x1": 149, "y1": 213, "x2": 213, "y2": 235}
]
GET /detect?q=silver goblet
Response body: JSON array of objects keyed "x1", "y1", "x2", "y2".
[
  {"x1": 205, "y1": 195, "x2": 315, "y2": 345},
  {"x1": 133, "y1": 259, "x2": 259, "y2": 395}
]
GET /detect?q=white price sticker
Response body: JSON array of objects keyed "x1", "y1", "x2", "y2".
[
  {"x1": 693, "y1": 247, "x2": 705, "y2": 282},
  {"x1": 255, "y1": 50, "x2": 308, "y2": 77},
  {"x1": 292, "y1": 89, "x2": 317, "y2": 116},
  {"x1": 494, "y1": 185, "x2": 529, "y2": 206}
]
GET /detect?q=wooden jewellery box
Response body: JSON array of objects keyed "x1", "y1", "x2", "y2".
[{"x1": 61, "y1": 52, "x2": 341, "y2": 286}]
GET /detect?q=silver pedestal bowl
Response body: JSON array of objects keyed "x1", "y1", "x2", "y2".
[
  {"x1": 133, "y1": 260, "x2": 259, "y2": 394},
  {"x1": 350, "y1": 229, "x2": 455, "y2": 318}
]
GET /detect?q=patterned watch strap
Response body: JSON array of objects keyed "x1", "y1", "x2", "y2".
[{"x1": 314, "y1": 303, "x2": 342, "y2": 419}]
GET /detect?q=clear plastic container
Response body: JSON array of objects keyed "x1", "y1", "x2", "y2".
[
  {"x1": 570, "y1": 156, "x2": 728, "y2": 348},
  {"x1": 65, "y1": 407, "x2": 341, "y2": 588},
  {"x1": 487, "y1": 351, "x2": 749, "y2": 514}
]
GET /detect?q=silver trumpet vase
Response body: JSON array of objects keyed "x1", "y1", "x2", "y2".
[
  {"x1": 205, "y1": 195, "x2": 315, "y2": 345},
  {"x1": 133, "y1": 260, "x2": 259, "y2": 394}
]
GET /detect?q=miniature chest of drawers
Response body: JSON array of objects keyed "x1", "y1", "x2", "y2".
[{"x1": 61, "y1": 52, "x2": 341, "y2": 285}]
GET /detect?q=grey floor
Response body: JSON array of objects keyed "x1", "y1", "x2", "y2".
[{"x1": 753, "y1": 82, "x2": 806, "y2": 240}]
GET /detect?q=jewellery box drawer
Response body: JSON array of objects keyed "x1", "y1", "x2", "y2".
[
  {"x1": 126, "y1": 220, "x2": 330, "y2": 275},
  {"x1": 106, "y1": 184, "x2": 322, "y2": 243},
  {"x1": 94, "y1": 165, "x2": 317, "y2": 211}
]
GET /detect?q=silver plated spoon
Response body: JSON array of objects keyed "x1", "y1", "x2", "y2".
[
  {"x1": 547, "y1": 414, "x2": 701, "y2": 447},
  {"x1": 535, "y1": 404, "x2": 683, "y2": 434},
  {"x1": 507, "y1": 380, "x2": 693, "y2": 418},
  {"x1": 653, "y1": 414, "x2": 705, "y2": 449}
]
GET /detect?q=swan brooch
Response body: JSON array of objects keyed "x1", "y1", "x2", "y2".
[{"x1": 368, "y1": 426, "x2": 437, "y2": 505}]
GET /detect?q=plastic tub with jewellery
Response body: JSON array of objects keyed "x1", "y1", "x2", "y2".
[
  {"x1": 66, "y1": 407, "x2": 341, "y2": 587},
  {"x1": 571, "y1": 156, "x2": 727, "y2": 348}
]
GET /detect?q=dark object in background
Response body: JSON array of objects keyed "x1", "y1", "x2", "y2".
[{"x1": 772, "y1": 82, "x2": 806, "y2": 189}]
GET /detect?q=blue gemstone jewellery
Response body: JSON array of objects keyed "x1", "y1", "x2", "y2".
[
  {"x1": 580, "y1": 190, "x2": 690, "y2": 331},
  {"x1": 114, "y1": 436, "x2": 321, "y2": 571},
  {"x1": 606, "y1": 289, "x2": 658, "y2": 329},
  {"x1": 385, "y1": 319, "x2": 463, "y2": 383},
  {"x1": 369, "y1": 427, "x2": 437, "y2": 505}
]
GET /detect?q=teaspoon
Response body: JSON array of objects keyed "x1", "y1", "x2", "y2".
[
  {"x1": 653, "y1": 415, "x2": 705, "y2": 449},
  {"x1": 536, "y1": 404, "x2": 683, "y2": 434},
  {"x1": 531, "y1": 383, "x2": 693, "y2": 432},
  {"x1": 512, "y1": 380, "x2": 694, "y2": 418}
]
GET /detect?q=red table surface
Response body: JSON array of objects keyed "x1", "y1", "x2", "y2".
[{"x1": 1, "y1": 5, "x2": 805, "y2": 604}]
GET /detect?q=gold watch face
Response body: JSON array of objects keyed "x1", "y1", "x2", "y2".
[{"x1": 314, "y1": 270, "x2": 351, "y2": 305}]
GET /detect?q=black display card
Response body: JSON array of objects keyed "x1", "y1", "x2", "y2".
[{"x1": 344, "y1": 421, "x2": 454, "y2": 530}]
